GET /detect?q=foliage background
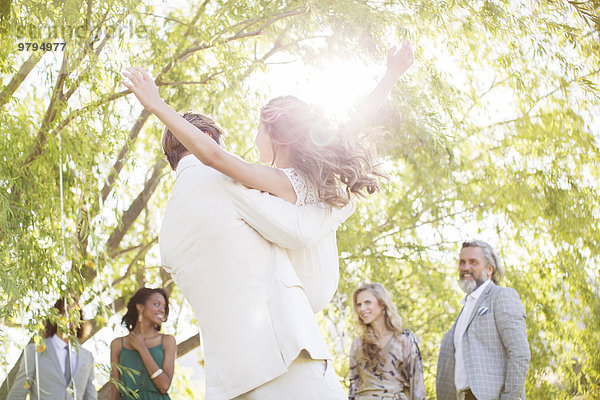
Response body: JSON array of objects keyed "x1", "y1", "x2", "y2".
[{"x1": 1, "y1": 0, "x2": 599, "y2": 398}]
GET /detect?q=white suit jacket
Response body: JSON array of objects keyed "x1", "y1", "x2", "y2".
[
  {"x1": 225, "y1": 181, "x2": 354, "y2": 313},
  {"x1": 159, "y1": 155, "x2": 351, "y2": 400},
  {"x1": 8, "y1": 337, "x2": 96, "y2": 400}
]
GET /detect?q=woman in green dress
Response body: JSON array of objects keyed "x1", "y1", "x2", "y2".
[{"x1": 110, "y1": 288, "x2": 176, "y2": 400}]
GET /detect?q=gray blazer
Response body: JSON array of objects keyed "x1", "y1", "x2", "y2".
[
  {"x1": 436, "y1": 283, "x2": 530, "y2": 400},
  {"x1": 7, "y1": 337, "x2": 97, "y2": 400}
]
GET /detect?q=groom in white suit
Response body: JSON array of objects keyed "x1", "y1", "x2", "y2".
[{"x1": 159, "y1": 113, "x2": 349, "y2": 400}]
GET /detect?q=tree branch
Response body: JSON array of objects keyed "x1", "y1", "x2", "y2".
[
  {"x1": 62, "y1": 26, "x2": 114, "y2": 101},
  {"x1": 370, "y1": 186, "x2": 504, "y2": 245},
  {"x1": 49, "y1": 70, "x2": 222, "y2": 173},
  {"x1": 156, "y1": 8, "x2": 304, "y2": 80},
  {"x1": 0, "y1": 52, "x2": 43, "y2": 108},
  {"x1": 22, "y1": 50, "x2": 70, "y2": 167},
  {"x1": 480, "y1": 68, "x2": 600, "y2": 132},
  {"x1": 101, "y1": 109, "x2": 151, "y2": 202},
  {"x1": 105, "y1": 158, "x2": 167, "y2": 257},
  {"x1": 19, "y1": 9, "x2": 127, "y2": 170},
  {"x1": 105, "y1": 236, "x2": 159, "y2": 291}
]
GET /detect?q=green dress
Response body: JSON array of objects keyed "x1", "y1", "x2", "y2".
[{"x1": 119, "y1": 335, "x2": 171, "y2": 399}]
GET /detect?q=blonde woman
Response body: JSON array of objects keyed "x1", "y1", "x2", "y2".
[{"x1": 349, "y1": 283, "x2": 426, "y2": 400}]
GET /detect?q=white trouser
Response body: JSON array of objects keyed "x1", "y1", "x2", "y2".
[{"x1": 233, "y1": 351, "x2": 347, "y2": 400}]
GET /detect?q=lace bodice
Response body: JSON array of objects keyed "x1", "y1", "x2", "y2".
[{"x1": 280, "y1": 167, "x2": 319, "y2": 205}]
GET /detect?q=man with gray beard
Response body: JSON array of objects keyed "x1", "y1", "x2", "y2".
[{"x1": 436, "y1": 241, "x2": 530, "y2": 400}]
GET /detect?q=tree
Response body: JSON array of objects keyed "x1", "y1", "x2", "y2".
[
  {"x1": 0, "y1": 0, "x2": 403, "y2": 396},
  {"x1": 1, "y1": 0, "x2": 599, "y2": 398}
]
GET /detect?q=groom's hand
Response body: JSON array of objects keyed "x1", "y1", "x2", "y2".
[{"x1": 121, "y1": 67, "x2": 165, "y2": 113}]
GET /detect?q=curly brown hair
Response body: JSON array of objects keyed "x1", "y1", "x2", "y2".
[{"x1": 260, "y1": 96, "x2": 382, "y2": 207}]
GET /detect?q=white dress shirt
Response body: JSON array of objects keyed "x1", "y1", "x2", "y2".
[
  {"x1": 50, "y1": 334, "x2": 78, "y2": 379},
  {"x1": 453, "y1": 279, "x2": 491, "y2": 391}
]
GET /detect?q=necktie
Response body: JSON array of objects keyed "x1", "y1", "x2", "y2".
[{"x1": 64, "y1": 345, "x2": 72, "y2": 383}]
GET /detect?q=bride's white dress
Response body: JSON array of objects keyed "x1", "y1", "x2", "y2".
[{"x1": 278, "y1": 167, "x2": 342, "y2": 313}]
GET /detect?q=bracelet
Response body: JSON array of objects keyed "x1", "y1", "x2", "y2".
[{"x1": 150, "y1": 368, "x2": 163, "y2": 379}]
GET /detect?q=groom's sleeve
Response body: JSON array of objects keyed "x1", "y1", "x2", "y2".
[{"x1": 225, "y1": 181, "x2": 355, "y2": 249}]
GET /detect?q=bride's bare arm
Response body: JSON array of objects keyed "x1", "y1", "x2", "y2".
[
  {"x1": 346, "y1": 40, "x2": 414, "y2": 135},
  {"x1": 121, "y1": 67, "x2": 296, "y2": 203}
]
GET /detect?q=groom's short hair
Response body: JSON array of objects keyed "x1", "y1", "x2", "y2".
[{"x1": 162, "y1": 112, "x2": 225, "y2": 170}]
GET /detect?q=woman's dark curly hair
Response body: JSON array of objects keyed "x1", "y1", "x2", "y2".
[{"x1": 122, "y1": 288, "x2": 169, "y2": 332}]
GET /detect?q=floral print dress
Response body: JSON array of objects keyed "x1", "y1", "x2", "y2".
[{"x1": 348, "y1": 329, "x2": 427, "y2": 400}]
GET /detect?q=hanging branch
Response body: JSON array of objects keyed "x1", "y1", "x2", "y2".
[
  {"x1": 81, "y1": 297, "x2": 127, "y2": 343},
  {"x1": 105, "y1": 158, "x2": 168, "y2": 257},
  {"x1": 17, "y1": 6, "x2": 127, "y2": 171},
  {"x1": 100, "y1": 109, "x2": 152, "y2": 202},
  {"x1": 154, "y1": 8, "x2": 304, "y2": 80},
  {"x1": 52, "y1": 69, "x2": 224, "y2": 140},
  {"x1": 0, "y1": 52, "x2": 44, "y2": 108},
  {"x1": 22, "y1": 50, "x2": 70, "y2": 167},
  {"x1": 107, "y1": 236, "x2": 159, "y2": 290}
]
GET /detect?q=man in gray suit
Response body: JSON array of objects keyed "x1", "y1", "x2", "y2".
[
  {"x1": 8, "y1": 299, "x2": 96, "y2": 400},
  {"x1": 436, "y1": 240, "x2": 530, "y2": 400}
]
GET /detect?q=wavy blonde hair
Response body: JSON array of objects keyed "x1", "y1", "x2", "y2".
[
  {"x1": 260, "y1": 96, "x2": 382, "y2": 207},
  {"x1": 352, "y1": 283, "x2": 404, "y2": 369}
]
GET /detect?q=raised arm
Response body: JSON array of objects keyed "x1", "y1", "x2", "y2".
[
  {"x1": 121, "y1": 68, "x2": 296, "y2": 203},
  {"x1": 345, "y1": 40, "x2": 414, "y2": 136},
  {"x1": 225, "y1": 180, "x2": 355, "y2": 249}
]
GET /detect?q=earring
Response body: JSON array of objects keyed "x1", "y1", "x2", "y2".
[{"x1": 138, "y1": 313, "x2": 143, "y2": 322}]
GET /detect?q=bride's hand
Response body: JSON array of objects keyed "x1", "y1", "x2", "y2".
[
  {"x1": 385, "y1": 39, "x2": 414, "y2": 80},
  {"x1": 121, "y1": 67, "x2": 164, "y2": 113}
]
